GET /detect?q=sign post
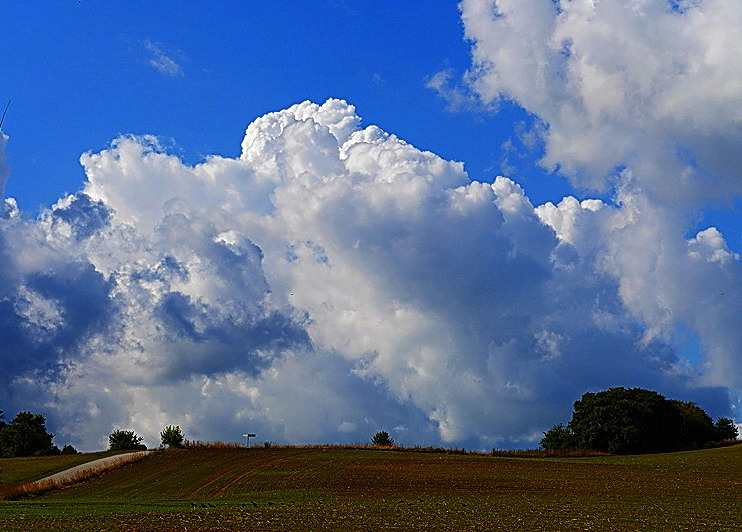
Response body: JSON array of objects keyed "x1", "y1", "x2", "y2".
[{"x1": 242, "y1": 433, "x2": 256, "y2": 447}]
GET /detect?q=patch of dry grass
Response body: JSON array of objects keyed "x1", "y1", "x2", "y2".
[{"x1": 0, "y1": 452, "x2": 152, "y2": 500}]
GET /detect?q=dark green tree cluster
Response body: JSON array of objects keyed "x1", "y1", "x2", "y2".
[
  {"x1": 0, "y1": 410, "x2": 75, "y2": 457},
  {"x1": 541, "y1": 387, "x2": 739, "y2": 454},
  {"x1": 108, "y1": 430, "x2": 147, "y2": 451},
  {"x1": 160, "y1": 425, "x2": 184, "y2": 448}
]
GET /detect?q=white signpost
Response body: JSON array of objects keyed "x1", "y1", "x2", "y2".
[{"x1": 242, "y1": 433, "x2": 256, "y2": 447}]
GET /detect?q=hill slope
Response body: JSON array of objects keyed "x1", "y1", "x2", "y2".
[
  {"x1": 0, "y1": 450, "x2": 133, "y2": 485},
  {"x1": 1, "y1": 444, "x2": 741, "y2": 530}
]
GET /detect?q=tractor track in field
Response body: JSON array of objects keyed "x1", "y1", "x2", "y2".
[
  {"x1": 214, "y1": 450, "x2": 312, "y2": 495},
  {"x1": 185, "y1": 449, "x2": 312, "y2": 498}
]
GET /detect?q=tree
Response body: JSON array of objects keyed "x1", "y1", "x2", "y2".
[
  {"x1": 371, "y1": 431, "x2": 394, "y2": 446},
  {"x1": 540, "y1": 423, "x2": 575, "y2": 451},
  {"x1": 714, "y1": 418, "x2": 738, "y2": 441},
  {"x1": 61, "y1": 444, "x2": 78, "y2": 455},
  {"x1": 0, "y1": 411, "x2": 56, "y2": 458},
  {"x1": 568, "y1": 388, "x2": 681, "y2": 454},
  {"x1": 160, "y1": 425, "x2": 184, "y2": 448},
  {"x1": 108, "y1": 430, "x2": 146, "y2": 451},
  {"x1": 548, "y1": 387, "x2": 730, "y2": 455},
  {"x1": 668, "y1": 399, "x2": 716, "y2": 448}
]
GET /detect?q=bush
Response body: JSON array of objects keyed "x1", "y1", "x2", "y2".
[
  {"x1": 371, "y1": 431, "x2": 394, "y2": 446},
  {"x1": 714, "y1": 417, "x2": 739, "y2": 441},
  {"x1": 160, "y1": 425, "x2": 184, "y2": 448},
  {"x1": 61, "y1": 444, "x2": 78, "y2": 455},
  {"x1": 108, "y1": 430, "x2": 146, "y2": 451},
  {"x1": 540, "y1": 423, "x2": 575, "y2": 451}
]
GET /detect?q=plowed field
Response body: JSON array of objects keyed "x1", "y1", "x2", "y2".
[{"x1": 1, "y1": 444, "x2": 741, "y2": 530}]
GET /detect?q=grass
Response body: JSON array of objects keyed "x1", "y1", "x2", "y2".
[
  {"x1": 0, "y1": 451, "x2": 151, "y2": 501},
  {"x1": 0, "y1": 450, "x2": 132, "y2": 485},
  {"x1": 0, "y1": 443, "x2": 740, "y2": 530}
]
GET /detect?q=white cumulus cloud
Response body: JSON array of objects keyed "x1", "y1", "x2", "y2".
[
  {"x1": 458, "y1": 0, "x2": 742, "y2": 414},
  {"x1": 460, "y1": 0, "x2": 742, "y2": 207},
  {"x1": 0, "y1": 98, "x2": 737, "y2": 450}
]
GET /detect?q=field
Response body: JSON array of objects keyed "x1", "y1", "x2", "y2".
[
  {"x1": 0, "y1": 450, "x2": 131, "y2": 486},
  {"x1": 0, "y1": 444, "x2": 741, "y2": 530}
]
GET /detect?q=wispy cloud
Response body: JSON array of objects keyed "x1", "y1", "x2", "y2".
[
  {"x1": 143, "y1": 40, "x2": 183, "y2": 76},
  {"x1": 425, "y1": 68, "x2": 490, "y2": 113}
]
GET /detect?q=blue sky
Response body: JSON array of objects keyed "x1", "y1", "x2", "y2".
[
  {"x1": 3, "y1": 1, "x2": 737, "y2": 246},
  {"x1": 1, "y1": 1, "x2": 740, "y2": 449},
  {"x1": 2, "y1": 1, "x2": 574, "y2": 212}
]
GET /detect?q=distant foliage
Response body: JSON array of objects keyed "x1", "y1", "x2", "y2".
[
  {"x1": 539, "y1": 423, "x2": 575, "y2": 451},
  {"x1": 714, "y1": 418, "x2": 738, "y2": 441},
  {"x1": 0, "y1": 411, "x2": 57, "y2": 458},
  {"x1": 541, "y1": 387, "x2": 736, "y2": 454},
  {"x1": 61, "y1": 444, "x2": 78, "y2": 455},
  {"x1": 371, "y1": 431, "x2": 394, "y2": 446},
  {"x1": 160, "y1": 425, "x2": 184, "y2": 448},
  {"x1": 108, "y1": 430, "x2": 146, "y2": 451}
]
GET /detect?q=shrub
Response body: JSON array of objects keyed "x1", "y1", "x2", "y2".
[
  {"x1": 371, "y1": 431, "x2": 394, "y2": 446},
  {"x1": 160, "y1": 425, "x2": 184, "y2": 448},
  {"x1": 714, "y1": 417, "x2": 739, "y2": 441},
  {"x1": 108, "y1": 430, "x2": 146, "y2": 451},
  {"x1": 540, "y1": 423, "x2": 575, "y2": 451},
  {"x1": 61, "y1": 444, "x2": 78, "y2": 455}
]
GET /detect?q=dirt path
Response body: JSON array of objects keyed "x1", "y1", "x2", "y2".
[{"x1": 28, "y1": 450, "x2": 153, "y2": 488}]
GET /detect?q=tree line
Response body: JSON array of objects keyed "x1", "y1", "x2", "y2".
[
  {"x1": 0, "y1": 409, "x2": 185, "y2": 458},
  {"x1": 541, "y1": 387, "x2": 738, "y2": 454},
  {"x1": 0, "y1": 410, "x2": 77, "y2": 457},
  {"x1": 3, "y1": 389, "x2": 738, "y2": 458}
]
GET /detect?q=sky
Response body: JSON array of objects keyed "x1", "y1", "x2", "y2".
[{"x1": 0, "y1": 0, "x2": 740, "y2": 450}]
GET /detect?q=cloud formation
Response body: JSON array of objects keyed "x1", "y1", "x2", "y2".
[
  {"x1": 460, "y1": 0, "x2": 742, "y2": 207},
  {"x1": 458, "y1": 0, "x2": 742, "y2": 413},
  {"x1": 1, "y1": 95, "x2": 737, "y2": 450}
]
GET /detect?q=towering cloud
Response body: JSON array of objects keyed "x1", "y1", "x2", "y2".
[
  {"x1": 460, "y1": 0, "x2": 742, "y2": 207},
  {"x1": 1, "y1": 96, "x2": 735, "y2": 450},
  {"x1": 458, "y1": 0, "x2": 742, "y2": 405}
]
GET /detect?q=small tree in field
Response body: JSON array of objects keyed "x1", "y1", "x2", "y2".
[
  {"x1": 61, "y1": 444, "x2": 78, "y2": 455},
  {"x1": 108, "y1": 430, "x2": 145, "y2": 451},
  {"x1": 160, "y1": 425, "x2": 184, "y2": 448},
  {"x1": 371, "y1": 431, "x2": 394, "y2": 446}
]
